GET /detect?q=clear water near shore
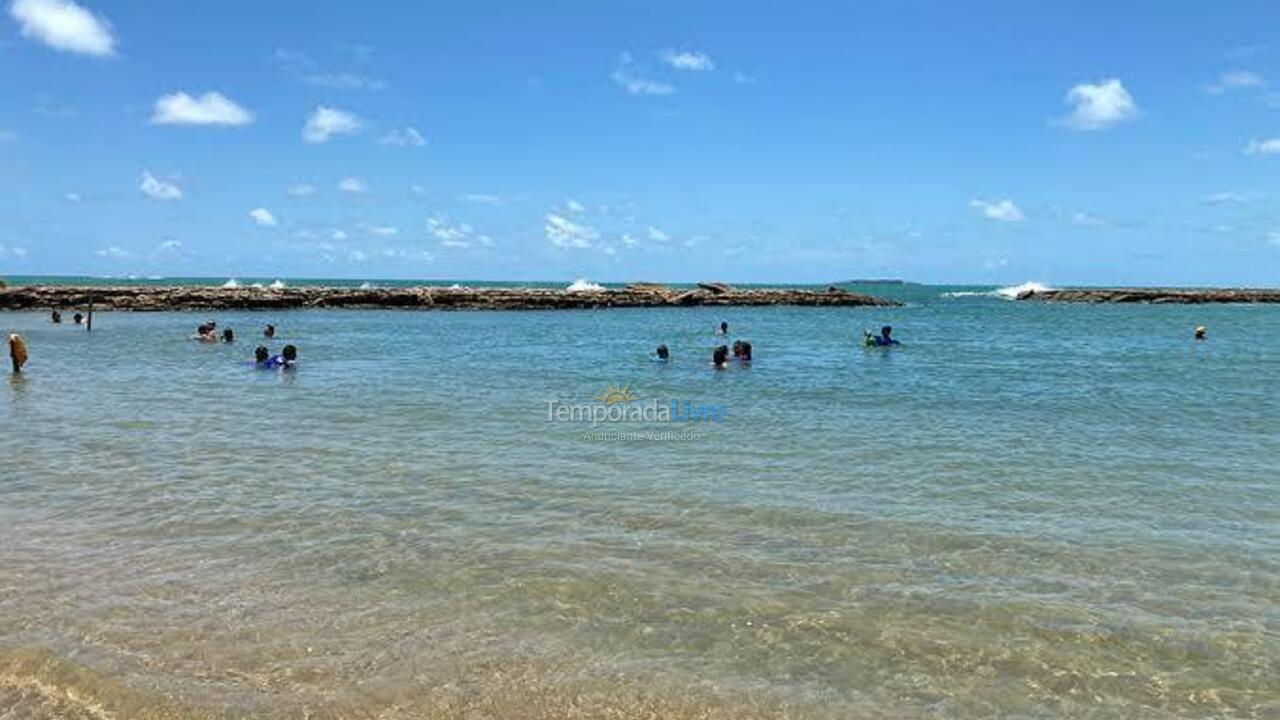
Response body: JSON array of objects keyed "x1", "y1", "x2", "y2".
[{"x1": 2, "y1": 284, "x2": 1278, "y2": 718}]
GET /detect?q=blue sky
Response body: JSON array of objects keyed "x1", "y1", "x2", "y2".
[{"x1": 2, "y1": 0, "x2": 1279, "y2": 285}]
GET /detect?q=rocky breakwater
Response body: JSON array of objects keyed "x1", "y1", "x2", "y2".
[
  {"x1": 1016, "y1": 287, "x2": 1280, "y2": 304},
  {"x1": 0, "y1": 282, "x2": 900, "y2": 312}
]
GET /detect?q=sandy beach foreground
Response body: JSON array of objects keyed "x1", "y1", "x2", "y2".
[{"x1": 0, "y1": 283, "x2": 899, "y2": 312}]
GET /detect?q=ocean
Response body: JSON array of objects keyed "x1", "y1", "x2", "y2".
[{"x1": 2, "y1": 281, "x2": 1277, "y2": 718}]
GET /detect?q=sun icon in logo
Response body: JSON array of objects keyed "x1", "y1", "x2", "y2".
[{"x1": 594, "y1": 383, "x2": 638, "y2": 405}]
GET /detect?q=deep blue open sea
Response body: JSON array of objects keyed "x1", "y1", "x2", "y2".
[{"x1": 2, "y1": 280, "x2": 1277, "y2": 718}]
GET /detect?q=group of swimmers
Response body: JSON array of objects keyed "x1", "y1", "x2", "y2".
[
  {"x1": 193, "y1": 320, "x2": 295, "y2": 369},
  {"x1": 651, "y1": 321, "x2": 755, "y2": 369},
  {"x1": 49, "y1": 310, "x2": 85, "y2": 326}
]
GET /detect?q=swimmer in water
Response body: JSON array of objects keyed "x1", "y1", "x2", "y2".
[
  {"x1": 864, "y1": 325, "x2": 900, "y2": 347},
  {"x1": 253, "y1": 346, "x2": 271, "y2": 367},
  {"x1": 712, "y1": 344, "x2": 729, "y2": 369},
  {"x1": 740, "y1": 341, "x2": 752, "y2": 363},
  {"x1": 732, "y1": 340, "x2": 743, "y2": 359},
  {"x1": 717, "y1": 321, "x2": 729, "y2": 335},
  {"x1": 654, "y1": 344, "x2": 670, "y2": 361},
  {"x1": 222, "y1": 328, "x2": 235, "y2": 343},
  {"x1": 51, "y1": 310, "x2": 62, "y2": 324},
  {"x1": 264, "y1": 324, "x2": 276, "y2": 339},
  {"x1": 73, "y1": 313, "x2": 83, "y2": 325},
  {"x1": 1194, "y1": 326, "x2": 1207, "y2": 341},
  {"x1": 194, "y1": 322, "x2": 218, "y2": 342},
  {"x1": 278, "y1": 344, "x2": 298, "y2": 369}
]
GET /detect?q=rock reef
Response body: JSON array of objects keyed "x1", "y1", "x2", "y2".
[
  {"x1": 0, "y1": 283, "x2": 900, "y2": 312},
  {"x1": 1017, "y1": 288, "x2": 1280, "y2": 304}
]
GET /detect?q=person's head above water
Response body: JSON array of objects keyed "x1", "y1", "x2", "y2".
[
  {"x1": 713, "y1": 345, "x2": 729, "y2": 367},
  {"x1": 719, "y1": 321, "x2": 729, "y2": 334},
  {"x1": 881, "y1": 325, "x2": 893, "y2": 339},
  {"x1": 255, "y1": 346, "x2": 269, "y2": 363},
  {"x1": 1194, "y1": 325, "x2": 1207, "y2": 340},
  {"x1": 282, "y1": 344, "x2": 297, "y2": 362},
  {"x1": 656, "y1": 344, "x2": 669, "y2": 359},
  {"x1": 73, "y1": 313, "x2": 83, "y2": 324},
  {"x1": 264, "y1": 324, "x2": 275, "y2": 338},
  {"x1": 732, "y1": 340, "x2": 743, "y2": 357},
  {"x1": 222, "y1": 328, "x2": 234, "y2": 342},
  {"x1": 740, "y1": 341, "x2": 753, "y2": 361},
  {"x1": 51, "y1": 310, "x2": 62, "y2": 323}
]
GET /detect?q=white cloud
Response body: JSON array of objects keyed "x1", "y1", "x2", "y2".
[
  {"x1": 9, "y1": 0, "x2": 115, "y2": 57},
  {"x1": 461, "y1": 193, "x2": 500, "y2": 205},
  {"x1": 1071, "y1": 211, "x2": 1108, "y2": 227},
  {"x1": 1202, "y1": 191, "x2": 1246, "y2": 206},
  {"x1": 64, "y1": 191, "x2": 81, "y2": 203},
  {"x1": 660, "y1": 49, "x2": 714, "y2": 71},
  {"x1": 1244, "y1": 138, "x2": 1280, "y2": 155},
  {"x1": 1058, "y1": 78, "x2": 1139, "y2": 131},
  {"x1": 286, "y1": 183, "x2": 316, "y2": 197},
  {"x1": 248, "y1": 207, "x2": 277, "y2": 227},
  {"x1": 157, "y1": 239, "x2": 181, "y2": 251},
  {"x1": 139, "y1": 171, "x2": 182, "y2": 201},
  {"x1": 647, "y1": 225, "x2": 670, "y2": 242},
  {"x1": 337, "y1": 177, "x2": 368, "y2": 193},
  {"x1": 347, "y1": 249, "x2": 367, "y2": 262},
  {"x1": 969, "y1": 198, "x2": 1025, "y2": 222},
  {"x1": 150, "y1": 91, "x2": 253, "y2": 126},
  {"x1": 613, "y1": 53, "x2": 674, "y2": 96},
  {"x1": 410, "y1": 184, "x2": 426, "y2": 196},
  {"x1": 1268, "y1": 230, "x2": 1280, "y2": 247},
  {"x1": 621, "y1": 234, "x2": 638, "y2": 248},
  {"x1": 305, "y1": 72, "x2": 387, "y2": 91},
  {"x1": 95, "y1": 245, "x2": 128, "y2": 258},
  {"x1": 380, "y1": 126, "x2": 424, "y2": 146},
  {"x1": 363, "y1": 224, "x2": 398, "y2": 236},
  {"x1": 565, "y1": 198, "x2": 586, "y2": 213},
  {"x1": 545, "y1": 213, "x2": 597, "y2": 249},
  {"x1": 330, "y1": 229, "x2": 348, "y2": 241},
  {"x1": 1205, "y1": 70, "x2": 1266, "y2": 94},
  {"x1": 427, "y1": 215, "x2": 480, "y2": 248},
  {"x1": 303, "y1": 106, "x2": 360, "y2": 143}
]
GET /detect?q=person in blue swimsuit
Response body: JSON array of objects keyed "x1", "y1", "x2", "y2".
[{"x1": 865, "y1": 325, "x2": 900, "y2": 347}]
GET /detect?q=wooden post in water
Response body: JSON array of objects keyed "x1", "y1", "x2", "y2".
[{"x1": 86, "y1": 296, "x2": 93, "y2": 332}]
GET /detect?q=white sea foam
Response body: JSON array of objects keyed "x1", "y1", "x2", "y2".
[
  {"x1": 269, "y1": 279, "x2": 286, "y2": 289},
  {"x1": 567, "y1": 279, "x2": 604, "y2": 292},
  {"x1": 220, "y1": 278, "x2": 241, "y2": 289},
  {"x1": 359, "y1": 282, "x2": 376, "y2": 290},
  {"x1": 943, "y1": 281, "x2": 1054, "y2": 300}
]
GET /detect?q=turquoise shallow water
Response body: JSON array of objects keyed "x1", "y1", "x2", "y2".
[{"x1": 1, "y1": 285, "x2": 1278, "y2": 718}]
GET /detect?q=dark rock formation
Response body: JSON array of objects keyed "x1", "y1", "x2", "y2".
[
  {"x1": 0, "y1": 284, "x2": 901, "y2": 312},
  {"x1": 1018, "y1": 288, "x2": 1280, "y2": 304}
]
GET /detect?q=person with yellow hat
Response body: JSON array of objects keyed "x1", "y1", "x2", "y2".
[{"x1": 8, "y1": 333, "x2": 27, "y2": 373}]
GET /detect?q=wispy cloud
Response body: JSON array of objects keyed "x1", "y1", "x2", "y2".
[
  {"x1": 9, "y1": 0, "x2": 115, "y2": 57},
  {"x1": 612, "y1": 52, "x2": 674, "y2": 96},
  {"x1": 1244, "y1": 138, "x2": 1280, "y2": 155},
  {"x1": 1070, "y1": 211, "x2": 1108, "y2": 227},
  {"x1": 545, "y1": 213, "x2": 597, "y2": 249},
  {"x1": 660, "y1": 49, "x2": 714, "y2": 71},
  {"x1": 337, "y1": 177, "x2": 368, "y2": 193},
  {"x1": 565, "y1": 198, "x2": 586, "y2": 213},
  {"x1": 150, "y1": 92, "x2": 253, "y2": 126},
  {"x1": 1057, "y1": 78, "x2": 1139, "y2": 130},
  {"x1": 139, "y1": 171, "x2": 182, "y2": 201},
  {"x1": 1204, "y1": 70, "x2": 1266, "y2": 94},
  {"x1": 647, "y1": 225, "x2": 670, "y2": 242},
  {"x1": 427, "y1": 215, "x2": 486, "y2": 248},
  {"x1": 95, "y1": 245, "x2": 128, "y2": 258},
  {"x1": 303, "y1": 106, "x2": 360, "y2": 143},
  {"x1": 969, "y1": 198, "x2": 1025, "y2": 222},
  {"x1": 248, "y1": 207, "x2": 277, "y2": 227},
  {"x1": 460, "y1": 193, "x2": 501, "y2": 205},
  {"x1": 286, "y1": 183, "x2": 316, "y2": 197},
  {"x1": 1202, "y1": 191, "x2": 1247, "y2": 206},
  {"x1": 64, "y1": 191, "x2": 81, "y2": 203},
  {"x1": 305, "y1": 72, "x2": 387, "y2": 91},
  {"x1": 379, "y1": 126, "x2": 425, "y2": 146}
]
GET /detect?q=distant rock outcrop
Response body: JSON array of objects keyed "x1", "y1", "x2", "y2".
[
  {"x1": 0, "y1": 284, "x2": 901, "y2": 312},
  {"x1": 1017, "y1": 288, "x2": 1280, "y2": 304}
]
